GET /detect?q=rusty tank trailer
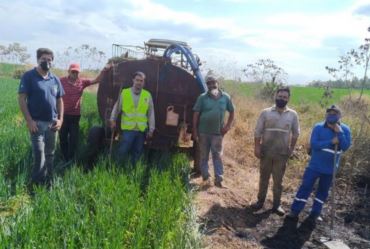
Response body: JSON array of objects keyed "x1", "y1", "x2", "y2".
[{"x1": 86, "y1": 39, "x2": 207, "y2": 169}]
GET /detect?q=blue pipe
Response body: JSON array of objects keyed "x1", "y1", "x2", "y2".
[{"x1": 163, "y1": 44, "x2": 207, "y2": 93}]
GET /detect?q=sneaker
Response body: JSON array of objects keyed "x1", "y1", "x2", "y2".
[
  {"x1": 250, "y1": 201, "x2": 264, "y2": 210},
  {"x1": 272, "y1": 205, "x2": 286, "y2": 216}
]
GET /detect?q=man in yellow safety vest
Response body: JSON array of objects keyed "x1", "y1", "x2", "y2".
[{"x1": 110, "y1": 71, "x2": 155, "y2": 165}]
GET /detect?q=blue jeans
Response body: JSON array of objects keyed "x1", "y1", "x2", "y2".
[
  {"x1": 30, "y1": 121, "x2": 57, "y2": 185},
  {"x1": 199, "y1": 133, "x2": 224, "y2": 182},
  {"x1": 291, "y1": 167, "x2": 333, "y2": 216},
  {"x1": 116, "y1": 130, "x2": 145, "y2": 166}
]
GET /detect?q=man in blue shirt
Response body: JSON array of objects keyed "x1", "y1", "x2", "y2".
[
  {"x1": 18, "y1": 48, "x2": 64, "y2": 186},
  {"x1": 287, "y1": 105, "x2": 351, "y2": 222}
]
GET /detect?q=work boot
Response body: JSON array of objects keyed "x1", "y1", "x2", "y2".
[
  {"x1": 307, "y1": 213, "x2": 322, "y2": 222},
  {"x1": 202, "y1": 178, "x2": 212, "y2": 188},
  {"x1": 214, "y1": 179, "x2": 223, "y2": 188},
  {"x1": 303, "y1": 215, "x2": 317, "y2": 230},
  {"x1": 286, "y1": 211, "x2": 299, "y2": 221},
  {"x1": 250, "y1": 201, "x2": 264, "y2": 210},
  {"x1": 272, "y1": 205, "x2": 285, "y2": 216}
]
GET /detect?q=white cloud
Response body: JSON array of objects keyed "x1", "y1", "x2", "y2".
[{"x1": 1, "y1": 0, "x2": 370, "y2": 84}]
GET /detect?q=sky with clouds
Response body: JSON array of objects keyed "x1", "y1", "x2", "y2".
[{"x1": 1, "y1": 0, "x2": 370, "y2": 84}]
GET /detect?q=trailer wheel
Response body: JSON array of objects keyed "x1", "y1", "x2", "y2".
[{"x1": 85, "y1": 126, "x2": 105, "y2": 170}]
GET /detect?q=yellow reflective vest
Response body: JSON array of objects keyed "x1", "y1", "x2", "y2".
[{"x1": 121, "y1": 88, "x2": 150, "y2": 131}]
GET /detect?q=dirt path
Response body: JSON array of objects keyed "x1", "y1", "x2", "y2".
[{"x1": 190, "y1": 141, "x2": 370, "y2": 249}]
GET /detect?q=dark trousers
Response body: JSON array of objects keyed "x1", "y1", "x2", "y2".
[
  {"x1": 116, "y1": 130, "x2": 146, "y2": 166},
  {"x1": 257, "y1": 154, "x2": 289, "y2": 208},
  {"x1": 59, "y1": 114, "x2": 81, "y2": 161},
  {"x1": 291, "y1": 167, "x2": 333, "y2": 216}
]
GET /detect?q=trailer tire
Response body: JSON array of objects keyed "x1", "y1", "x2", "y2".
[{"x1": 85, "y1": 126, "x2": 105, "y2": 169}]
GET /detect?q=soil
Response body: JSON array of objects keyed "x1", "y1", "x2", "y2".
[{"x1": 190, "y1": 137, "x2": 370, "y2": 249}]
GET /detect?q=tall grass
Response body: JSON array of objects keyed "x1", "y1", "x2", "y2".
[{"x1": 1, "y1": 156, "x2": 199, "y2": 248}]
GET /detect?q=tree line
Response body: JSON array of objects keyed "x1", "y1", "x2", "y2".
[
  {"x1": 0, "y1": 42, "x2": 106, "y2": 71},
  {"x1": 308, "y1": 77, "x2": 370, "y2": 89}
]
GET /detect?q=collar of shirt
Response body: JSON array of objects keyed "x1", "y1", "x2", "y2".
[
  {"x1": 131, "y1": 87, "x2": 142, "y2": 95},
  {"x1": 271, "y1": 105, "x2": 289, "y2": 112},
  {"x1": 67, "y1": 77, "x2": 81, "y2": 85},
  {"x1": 35, "y1": 67, "x2": 51, "y2": 80}
]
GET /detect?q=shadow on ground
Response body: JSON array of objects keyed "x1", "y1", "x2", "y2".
[{"x1": 199, "y1": 202, "x2": 326, "y2": 249}]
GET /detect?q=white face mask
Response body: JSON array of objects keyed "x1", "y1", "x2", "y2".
[{"x1": 210, "y1": 89, "x2": 219, "y2": 97}]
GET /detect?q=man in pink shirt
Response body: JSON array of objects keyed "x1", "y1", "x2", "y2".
[{"x1": 59, "y1": 63, "x2": 106, "y2": 161}]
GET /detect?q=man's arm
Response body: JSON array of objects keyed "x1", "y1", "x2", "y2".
[
  {"x1": 334, "y1": 124, "x2": 352, "y2": 152},
  {"x1": 90, "y1": 63, "x2": 112, "y2": 85},
  {"x1": 221, "y1": 111, "x2": 234, "y2": 135},
  {"x1": 109, "y1": 94, "x2": 122, "y2": 129},
  {"x1": 192, "y1": 112, "x2": 200, "y2": 142},
  {"x1": 52, "y1": 97, "x2": 64, "y2": 131},
  {"x1": 254, "y1": 137, "x2": 262, "y2": 159},
  {"x1": 289, "y1": 137, "x2": 298, "y2": 156},
  {"x1": 289, "y1": 113, "x2": 300, "y2": 155},
  {"x1": 310, "y1": 125, "x2": 332, "y2": 149},
  {"x1": 90, "y1": 71, "x2": 104, "y2": 85},
  {"x1": 147, "y1": 96, "x2": 155, "y2": 138},
  {"x1": 254, "y1": 111, "x2": 265, "y2": 159},
  {"x1": 18, "y1": 93, "x2": 38, "y2": 133}
]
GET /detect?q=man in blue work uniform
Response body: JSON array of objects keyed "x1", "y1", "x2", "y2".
[{"x1": 287, "y1": 105, "x2": 351, "y2": 222}]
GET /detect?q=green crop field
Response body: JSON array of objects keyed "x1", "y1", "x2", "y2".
[
  {"x1": 222, "y1": 80, "x2": 370, "y2": 107},
  {"x1": 0, "y1": 67, "x2": 200, "y2": 248}
]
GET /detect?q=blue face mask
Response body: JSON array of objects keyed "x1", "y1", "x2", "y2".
[{"x1": 326, "y1": 114, "x2": 339, "y2": 124}]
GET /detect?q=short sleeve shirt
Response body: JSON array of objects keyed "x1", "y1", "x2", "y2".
[
  {"x1": 193, "y1": 91, "x2": 234, "y2": 135},
  {"x1": 60, "y1": 77, "x2": 92, "y2": 115},
  {"x1": 18, "y1": 68, "x2": 64, "y2": 122}
]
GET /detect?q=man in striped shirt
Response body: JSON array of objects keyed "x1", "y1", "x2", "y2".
[
  {"x1": 59, "y1": 63, "x2": 107, "y2": 161},
  {"x1": 251, "y1": 87, "x2": 300, "y2": 215}
]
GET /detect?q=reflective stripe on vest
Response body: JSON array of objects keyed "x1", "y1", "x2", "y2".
[{"x1": 121, "y1": 88, "x2": 150, "y2": 131}]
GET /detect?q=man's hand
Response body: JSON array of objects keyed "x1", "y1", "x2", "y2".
[
  {"x1": 221, "y1": 125, "x2": 231, "y2": 136},
  {"x1": 51, "y1": 119, "x2": 63, "y2": 131},
  {"x1": 147, "y1": 131, "x2": 153, "y2": 139},
  {"x1": 333, "y1": 123, "x2": 341, "y2": 133},
  {"x1": 288, "y1": 146, "x2": 294, "y2": 157},
  {"x1": 109, "y1": 120, "x2": 116, "y2": 129},
  {"x1": 103, "y1": 62, "x2": 113, "y2": 71},
  {"x1": 331, "y1": 136, "x2": 339, "y2": 145},
  {"x1": 27, "y1": 119, "x2": 38, "y2": 133},
  {"x1": 328, "y1": 123, "x2": 341, "y2": 133},
  {"x1": 254, "y1": 144, "x2": 261, "y2": 159}
]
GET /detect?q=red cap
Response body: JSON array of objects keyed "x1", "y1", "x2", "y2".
[{"x1": 68, "y1": 63, "x2": 80, "y2": 72}]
